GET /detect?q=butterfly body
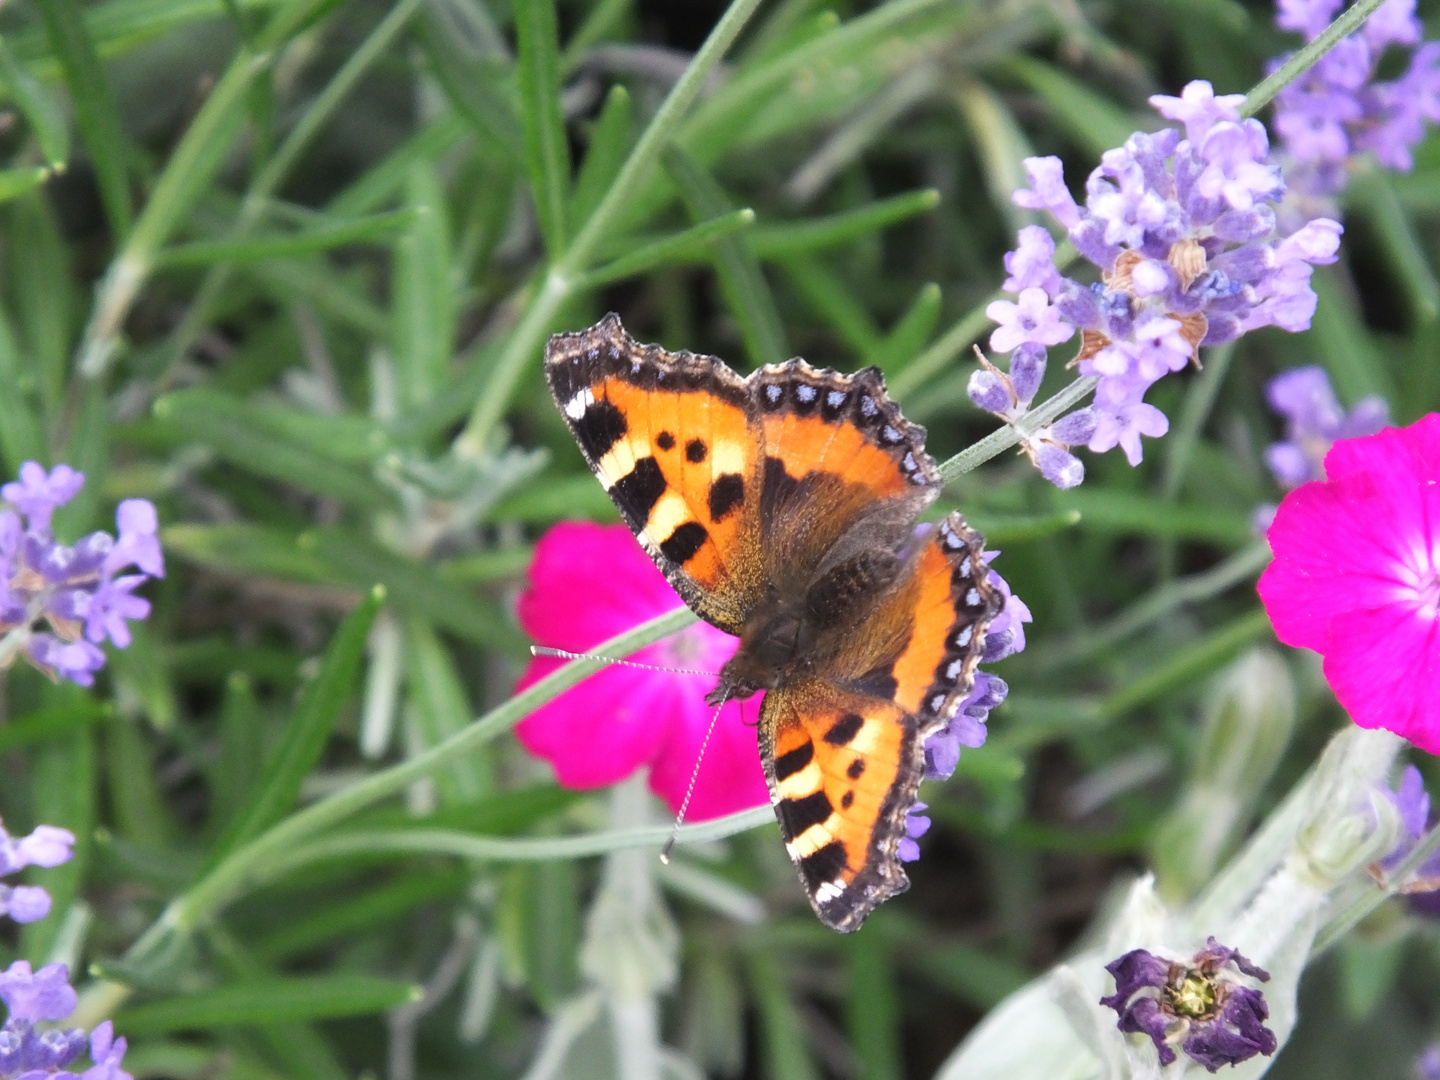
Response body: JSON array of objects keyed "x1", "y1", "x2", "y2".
[{"x1": 545, "y1": 314, "x2": 1002, "y2": 931}]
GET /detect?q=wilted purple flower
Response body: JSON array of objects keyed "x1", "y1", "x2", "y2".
[
  {"x1": 1100, "y1": 938, "x2": 1278, "y2": 1071},
  {"x1": 977, "y1": 80, "x2": 1341, "y2": 484},
  {"x1": 1263, "y1": 366, "x2": 1388, "y2": 487},
  {"x1": 897, "y1": 802, "x2": 931, "y2": 863},
  {"x1": 923, "y1": 554, "x2": 1030, "y2": 782},
  {"x1": 1271, "y1": 0, "x2": 1440, "y2": 222},
  {"x1": 0, "y1": 464, "x2": 162, "y2": 687}
]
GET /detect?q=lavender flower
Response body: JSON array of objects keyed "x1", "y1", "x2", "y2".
[
  {"x1": 923, "y1": 554, "x2": 1031, "y2": 781},
  {"x1": 1416, "y1": 1044, "x2": 1440, "y2": 1080},
  {"x1": 0, "y1": 963, "x2": 132, "y2": 1080},
  {"x1": 0, "y1": 463, "x2": 162, "y2": 687},
  {"x1": 974, "y1": 81, "x2": 1342, "y2": 485},
  {"x1": 897, "y1": 802, "x2": 930, "y2": 863},
  {"x1": 1271, "y1": 0, "x2": 1440, "y2": 222},
  {"x1": 0, "y1": 820, "x2": 75, "y2": 925},
  {"x1": 1263, "y1": 365, "x2": 1388, "y2": 487},
  {"x1": 1100, "y1": 937, "x2": 1278, "y2": 1071}
]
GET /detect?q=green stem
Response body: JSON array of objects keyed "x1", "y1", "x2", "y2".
[
  {"x1": 1241, "y1": 0, "x2": 1391, "y2": 118},
  {"x1": 937, "y1": 376, "x2": 1099, "y2": 484},
  {"x1": 161, "y1": 606, "x2": 696, "y2": 932},
  {"x1": 454, "y1": 0, "x2": 767, "y2": 455},
  {"x1": 1313, "y1": 816, "x2": 1440, "y2": 955}
]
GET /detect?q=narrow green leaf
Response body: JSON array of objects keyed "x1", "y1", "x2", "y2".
[
  {"x1": 211, "y1": 673, "x2": 263, "y2": 836},
  {"x1": 152, "y1": 389, "x2": 392, "y2": 510},
  {"x1": 326, "y1": 113, "x2": 469, "y2": 218},
  {"x1": 244, "y1": 258, "x2": 390, "y2": 339},
  {"x1": 21, "y1": 692, "x2": 95, "y2": 963},
  {"x1": 0, "y1": 308, "x2": 47, "y2": 474},
  {"x1": 109, "y1": 622, "x2": 179, "y2": 732},
  {"x1": 435, "y1": 545, "x2": 533, "y2": 584},
  {"x1": 404, "y1": 616, "x2": 491, "y2": 803},
  {"x1": 1349, "y1": 170, "x2": 1440, "y2": 324},
  {"x1": 252, "y1": 869, "x2": 469, "y2": 962},
  {"x1": 9, "y1": 0, "x2": 290, "y2": 67},
  {"x1": 954, "y1": 78, "x2": 1036, "y2": 233},
  {"x1": 524, "y1": 859, "x2": 580, "y2": 1009},
  {"x1": 577, "y1": 209, "x2": 755, "y2": 290},
  {"x1": 866, "y1": 282, "x2": 941, "y2": 372},
  {"x1": 156, "y1": 209, "x2": 418, "y2": 267},
  {"x1": 0, "y1": 700, "x2": 106, "y2": 754},
  {"x1": 966, "y1": 509, "x2": 1081, "y2": 545},
  {"x1": 415, "y1": 12, "x2": 521, "y2": 160},
  {"x1": 748, "y1": 189, "x2": 939, "y2": 258},
  {"x1": 163, "y1": 523, "x2": 354, "y2": 585},
  {"x1": 515, "y1": 0, "x2": 572, "y2": 256},
  {"x1": 54, "y1": 380, "x2": 108, "y2": 536},
  {"x1": 1305, "y1": 268, "x2": 1399, "y2": 403},
  {"x1": 664, "y1": 146, "x2": 788, "y2": 367},
  {"x1": 746, "y1": 952, "x2": 820, "y2": 1080},
  {"x1": 106, "y1": 712, "x2": 176, "y2": 847},
  {"x1": 207, "y1": 586, "x2": 384, "y2": 866},
  {"x1": 1000, "y1": 55, "x2": 1137, "y2": 159},
  {"x1": 779, "y1": 254, "x2": 881, "y2": 354},
  {"x1": 392, "y1": 162, "x2": 455, "y2": 410},
  {"x1": 0, "y1": 167, "x2": 51, "y2": 206},
  {"x1": 116, "y1": 976, "x2": 421, "y2": 1034},
  {"x1": 570, "y1": 84, "x2": 633, "y2": 230},
  {"x1": 0, "y1": 41, "x2": 68, "y2": 167},
  {"x1": 845, "y1": 929, "x2": 901, "y2": 1080},
  {"x1": 558, "y1": 0, "x2": 631, "y2": 73},
  {"x1": 36, "y1": 0, "x2": 131, "y2": 236},
  {"x1": 4, "y1": 193, "x2": 74, "y2": 413},
  {"x1": 1052, "y1": 489, "x2": 1252, "y2": 546}
]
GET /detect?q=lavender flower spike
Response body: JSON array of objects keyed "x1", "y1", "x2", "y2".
[
  {"x1": 1263, "y1": 366, "x2": 1387, "y2": 487},
  {"x1": 1, "y1": 464, "x2": 83, "y2": 534}
]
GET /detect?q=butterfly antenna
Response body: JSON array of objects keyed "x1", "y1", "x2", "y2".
[
  {"x1": 529, "y1": 645, "x2": 716, "y2": 677},
  {"x1": 659, "y1": 688, "x2": 729, "y2": 864}
]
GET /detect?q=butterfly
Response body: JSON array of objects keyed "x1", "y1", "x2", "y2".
[{"x1": 544, "y1": 314, "x2": 1003, "y2": 932}]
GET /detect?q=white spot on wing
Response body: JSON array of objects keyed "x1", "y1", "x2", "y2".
[
  {"x1": 815, "y1": 879, "x2": 846, "y2": 903},
  {"x1": 564, "y1": 387, "x2": 595, "y2": 420}
]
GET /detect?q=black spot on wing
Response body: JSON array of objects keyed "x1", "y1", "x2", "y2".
[
  {"x1": 823, "y1": 713, "x2": 865, "y2": 746},
  {"x1": 656, "y1": 431, "x2": 675, "y2": 450},
  {"x1": 760, "y1": 456, "x2": 804, "y2": 518},
  {"x1": 773, "y1": 742, "x2": 814, "y2": 782},
  {"x1": 847, "y1": 758, "x2": 865, "y2": 780},
  {"x1": 611, "y1": 456, "x2": 666, "y2": 521},
  {"x1": 840, "y1": 791, "x2": 854, "y2": 810},
  {"x1": 853, "y1": 663, "x2": 898, "y2": 702},
  {"x1": 573, "y1": 399, "x2": 627, "y2": 460},
  {"x1": 685, "y1": 438, "x2": 708, "y2": 463},
  {"x1": 799, "y1": 840, "x2": 848, "y2": 889},
  {"x1": 708, "y1": 474, "x2": 745, "y2": 522},
  {"x1": 659, "y1": 521, "x2": 708, "y2": 565},
  {"x1": 777, "y1": 791, "x2": 832, "y2": 839}
]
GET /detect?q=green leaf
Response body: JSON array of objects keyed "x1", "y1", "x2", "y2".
[
  {"x1": 1000, "y1": 55, "x2": 1137, "y2": 160},
  {"x1": 36, "y1": 0, "x2": 131, "y2": 237},
  {"x1": 746, "y1": 952, "x2": 820, "y2": 1080},
  {"x1": 434, "y1": 545, "x2": 533, "y2": 584},
  {"x1": 0, "y1": 307, "x2": 47, "y2": 474},
  {"x1": 0, "y1": 167, "x2": 51, "y2": 206},
  {"x1": 1304, "y1": 268, "x2": 1399, "y2": 404},
  {"x1": 0, "y1": 41, "x2": 67, "y2": 167},
  {"x1": 515, "y1": 0, "x2": 572, "y2": 256},
  {"x1": 747, "y1": 189, "x2": 939, "y2": 258},
  {"x1": 1348, "y1": 170, "x2": 1440, "y2": 324},
  {"x1": 163, "y1": 523, "x2": 354, "y2": 584},
  {"x1": 116, "y1": 975, "x2": 421, "y2": 1034},
  {"x1": 152, "y1": 389, "x2": 392, "y2": 510},
  {"x1": 415, "y1": 12, "x2": 521, "y2": 160},
  {"x1": 845, "y1": 928, "x2": 901, "y2": 1080},
  {"x1": 243, "y1": 258, "x2": 389, "y2": 339},
  {"x1": 1051, "y1": 489, "x2": 1252, "y2": 546},
  {"x1": 866, "y1": 282, "x2": 941, "y2": 372},
  {"x1": 4, "y1": 193, "x2": 74, "y2": 414},
  {"x1": 155, "y1": 209, "x2": 418, "y2": 267},
  {"x1": 665, "y1": 146, "x2": 789, "y2": 366},
  {"x1": 570, "y1": 85, "x2": 633, "y2": 230},
  {"x1": 404, "y1": 616, "x2": 491, "y2": 803},
  {"x1": 326, "y1": 113, "x2": 469, "y2": 218},
  {"x1": 105, "y1": 712, "x2": 177, "y2": 848},
  {"x1": 577, "y1": 209, "x2": 755, "y2": 290},
  {"x1": 489, "y1": 472, "x2": 616, "y2": 524},
  {"x1": 0, "y1": 700, "x2": 107, "y2": 754},
  {"x1": 206, "y1": 586, "x2": 384, "y2": 867},
  {"x1": 954, "y1": 78, "x2": 1037, "y2": 234},
  {"x1": 252, "y1": 868, "x2": 470, "y2": 962},
  {"x1": 392, "y1": 162, "x2": 455, "y2": 410},
  {"x1": 108, "y1": 622, "x2": 179, "y2": 732},
  {"x1": 55, "y1": 379, "x2": 108, "y2": 536},
  {"x1": 211, "y1": 673, "x2": 263, "y2": 836},
  {"x1": 778, "y1": 254, "x2": 881, "y2": 355},
  {"x1": 965, "y1": 508, "x2": 1081, "y2": 544}
]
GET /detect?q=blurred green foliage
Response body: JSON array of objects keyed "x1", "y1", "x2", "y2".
[{"x1": 0, "y1": 0, "x2": 1437, "y2": 1076}]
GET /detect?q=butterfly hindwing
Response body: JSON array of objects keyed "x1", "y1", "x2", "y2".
[{"x1": 544, "y1": 315, "x2": 763, "y2": 634}]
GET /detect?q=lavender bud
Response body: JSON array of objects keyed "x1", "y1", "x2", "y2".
[
  {"x1": 1009, "y1": 344, "x2": 1046, "y2": 405},
  {"x1": 1050, "y1": 407, "x2": 1099, "y2": 446},
  {"x1": 968, "y1": 369, "x2": 1012, "y2": 415},
  {"x1": 1036, "y1": 443, "x2": 1085, "y2": 489}
]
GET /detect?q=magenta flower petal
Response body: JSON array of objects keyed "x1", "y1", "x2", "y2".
[
  {"x1": 1259, "y1": 414, "x2": 1440, "y2": 753},
  {"x1": 514, "y1": 522, "x2": 767, "y2": 820}
]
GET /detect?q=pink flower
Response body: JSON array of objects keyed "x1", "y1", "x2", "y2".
[
  {"x1": 514, "y1": 522, "x2": 769, "y2": 820},
  {"x1": 1258, "y1": 414, "x2": 1440, "y2": 751}
]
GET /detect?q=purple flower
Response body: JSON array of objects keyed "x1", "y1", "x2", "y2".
[
  {"x1": 0, "y1": 964, "x2": 77, "y2": 1024},
  {"x1": 897, "y1": 802, "x2": 930, "y2": 863},
  {"x1": 1150, "y1": 80, "x2": 1246, "y2": 143},
  {"x1": 986, "y1": 289, "x2": 1074, "y2": 353},
  {"x1": 1088, "y1": 397, "x2": 1170, "y2": 467},
  {"x1": 104, "y1": 501, "x2": 163, "y2": 579},
  {"x1": 81, "y1": 1022, "x2": 130, "y2": 1080},
  {"x1": 0, "y1": 885, "x2": 51, "y2": 924},
  {"x1": 26, "y1": 636, "x2": 106, "y2": 689},
  {"x1": 1263, "y1": 366, "x2": 1388, "y2": 487},
  {"x1": 1416, "y1": 1043, "x2": 1440, "y2": 1080},
  {"x1": 1, "y1": 464, "x2": 83, "y2": 535},
  {"x1": 82, "y1": 576, "x2": 151, "y2": 649},
  {"x1": 1100, "y1": 938, "x2": 1277, "y2": 1071},
  {"x1": 1002, "y1": 226, "x2": 1065, "y2": 295}
]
